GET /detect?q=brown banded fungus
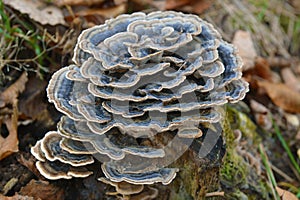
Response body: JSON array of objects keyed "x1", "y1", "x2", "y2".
[{"x1": 31, "y1": 11, "x2": 248, "y2": 187}]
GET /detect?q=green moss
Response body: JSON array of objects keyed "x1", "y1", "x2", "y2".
[
  {"x1": 220, "y1": 107, "x2": 249, "y2": 188},
  {"x1": 168, "y1": 155, "x2": 215, "y2": 200},
  {"x1": 220, "y1": 105, "x2": 272, "y2": 199}
]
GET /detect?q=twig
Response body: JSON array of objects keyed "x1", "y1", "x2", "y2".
[
  {"x1": 205, "y1": 191, "x2": 225, "y2": 197},
  {"x1": 271, "y1": 164, "x2": 296, "y2": 183}
]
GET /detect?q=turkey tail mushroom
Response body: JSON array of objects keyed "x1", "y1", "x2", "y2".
[{"x1": 31, "y1": 11, "x2": 248, "y2": 196}]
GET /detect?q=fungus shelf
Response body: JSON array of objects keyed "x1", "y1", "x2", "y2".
[{"x1": 31, "y1": 11, "x2": 248, "y2": 199}]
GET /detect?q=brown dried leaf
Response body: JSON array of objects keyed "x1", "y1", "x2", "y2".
[
  {"x1": 253, "y1": 57, "x2": 273, "y2": 81},
  {"x1": 165, "y1": 0, "x2": 191, "y2": 9},
  {"x1": 19, "y1": 180, "x2": 64, "y2": 200},
  {"x1": 17, "y1": 153, "x2": 42, "y2": 178},
  {"x1": 0, "y1": 73, "x2": 28, "y2": 106},
  {"x1": 0, "y1": 111, "x2": 18, "y2": 160},
  {"x1": 189, "y1": 0, "x2": 211, "y2": 14},
  {"x1": 3, "y1": 0, "x2": 66, "y2": 26},
  {"x1": 0, "y1": 72, "x2": 28, "y2": 160},
  {"x1": 257, "y1": 81, "x2": 300, "y2": 113},
  {"x1": 232, "y1": 30, "x2": 257, "y2": 71},
  {"x1": 276, "y1": 186, "x2": 298, "y2": 200},
  {"x1": 243, "y1": 57, "x2": 273, "y2": 89}
]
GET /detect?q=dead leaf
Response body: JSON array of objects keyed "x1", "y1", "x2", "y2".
[
  {"x1": 243, "y1": 57, "x2": 273, "y2": 89},
  {"x1": 281, "y1": 67, "x2": 300, "y2": 92},
  {"x1": 164, "y1": 0, "x2": 211, "y2": 13},
  {"x1": 276, "y1": 186, "x2": 298, "y2": 200},
  {"x1": 232, "y1": 30, "x2": 257, "y2": 71},
  {"x1": 189, "y1": 0, "x2": 211, "y2": 14},
  {"x1": 3, "y1": 0, "x2": 66, "y2": 26},
  {"x1": 257, "y1": 81, "x2": 300, "y2": 113},
  {"x1": 165, "y1": 0, "x2": 191, "y2": 9},
  {"x1": 0, "y1": 73, "x2": 28, "y2": 106},
  {"x1": 0, "y1": 113, "x2": 18, "y2": 160},
  {"x1": 19, "y1": 180, "x2": 64, "y2": 200},
  {"x1": 17, "y1": 153, "x2": 42, "y2": 178},
  {"x1": 0, "y1": 72, "x2": 28, "y2": 160},
  {"x1": 253, "y1": 57, "x2": 274, "y2": 81}
]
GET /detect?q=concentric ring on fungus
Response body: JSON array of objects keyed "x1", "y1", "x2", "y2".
[{"x1": 31, "y1": 10, "x2": 248, "y2": 194}]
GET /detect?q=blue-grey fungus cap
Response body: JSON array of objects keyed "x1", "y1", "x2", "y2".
[{"x1": 31, "y1": 11, "x2": 249, "y2": 185}]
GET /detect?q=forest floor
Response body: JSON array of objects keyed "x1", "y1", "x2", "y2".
[{"x1": 0, "y1": 0, "x2": 299, "y2": 199}]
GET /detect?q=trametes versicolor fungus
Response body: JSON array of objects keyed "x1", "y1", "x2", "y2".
[{"x1": 31, "y1": 10, "x2": 248, "y2": 193}]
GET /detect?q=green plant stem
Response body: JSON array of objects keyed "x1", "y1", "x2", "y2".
[
  {"x1": 272, "y1": 118, "x2": 300, "y2": 176},
  {"x1": 259, "y1": 144, "x2": 280, "y2": 200}
]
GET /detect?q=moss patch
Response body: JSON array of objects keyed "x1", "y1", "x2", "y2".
[{"x1": 220, "y1": 105, "x2": 272, "y2": 199}]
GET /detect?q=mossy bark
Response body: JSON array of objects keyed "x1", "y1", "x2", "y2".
[
  {"x1": 152, "y1": 123, "x2": 226, "y2": 200},
  {"x1": 138, "y1": 105, "x2": 272, "y2": 200}
]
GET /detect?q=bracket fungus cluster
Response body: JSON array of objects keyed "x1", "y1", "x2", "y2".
[{"x1": 31, "y1": 11, "x2": 248, "y2": 190}]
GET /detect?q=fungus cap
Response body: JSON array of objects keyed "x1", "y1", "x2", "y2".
[{"x1": 31, "y1": 11, "x2": 248, "y2": 187}]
